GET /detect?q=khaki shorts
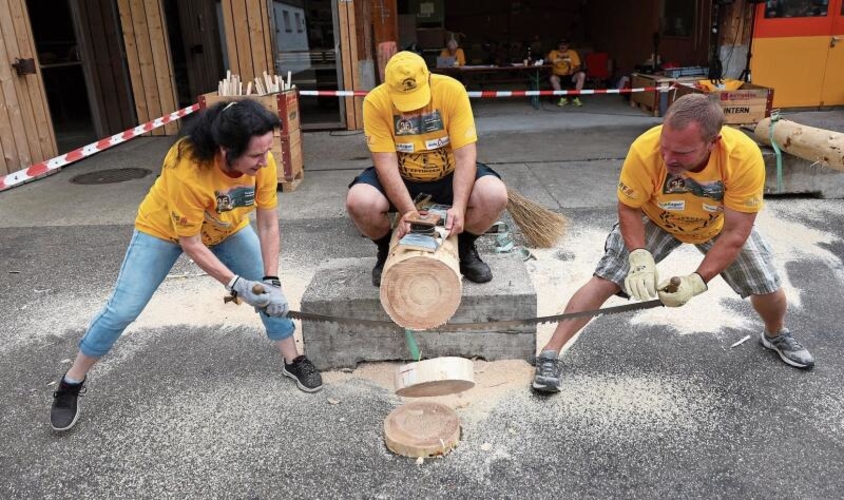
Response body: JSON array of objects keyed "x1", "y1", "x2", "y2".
[{"x1": 595, "y1": 218, "x2": 782, "y2": 298}]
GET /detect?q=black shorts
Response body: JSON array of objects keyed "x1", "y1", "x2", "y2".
[{"x1": 348, "y1": 162, "x2": 501, "y2": 208}]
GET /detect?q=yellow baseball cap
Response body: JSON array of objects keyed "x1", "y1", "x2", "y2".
[{"x1": 385, "y1": 52, "x2": 431, "y2": 112}]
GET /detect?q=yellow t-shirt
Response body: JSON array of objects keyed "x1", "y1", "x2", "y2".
[
  {"x1": 135, "y1": 138, "x2": 279, "y2": 246},
  {"x1": 363, "y1": 74, "x2": 478, "y2": 182},
  {"x1": 548, "y1": 49, "x2": 581, "y2": 76},
  {"x1": 617, "y1": 125, "x2": 765, "y2": 244},
  {"x1": 439, "y1": 47, "x2": 466, "y2": 66}
]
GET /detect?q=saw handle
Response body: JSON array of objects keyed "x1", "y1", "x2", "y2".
[
  {"x1": 224, "y1": 283, "x2": 267, "y2": 305},
  {"x1": 662, "y1": 276, "x2": 682, "y2": 294}
]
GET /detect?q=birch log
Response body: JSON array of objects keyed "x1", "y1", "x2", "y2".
[{"x1": 754, "y1": 118, "x2": 844, "y2": 173}]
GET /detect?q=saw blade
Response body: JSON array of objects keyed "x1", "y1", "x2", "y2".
[{"x1": 287, "y1": 299, "x2": 663, "y2": 332}]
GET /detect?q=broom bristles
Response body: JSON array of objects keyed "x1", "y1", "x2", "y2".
[{"x1": 506, "y1": 189, "x2": 569, "y2": 248}]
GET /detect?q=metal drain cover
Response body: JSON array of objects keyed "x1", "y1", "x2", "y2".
[{"x1": 71, "y1": 168, "x2": 152, "y2": 185}]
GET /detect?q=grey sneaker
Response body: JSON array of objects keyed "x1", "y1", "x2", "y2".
[
  {"x1": 532, "y1": 350, "x2": 563, "y2": 393},
  {"x1": 760, "y1": 329, "x2": 815, "y2": 369}
]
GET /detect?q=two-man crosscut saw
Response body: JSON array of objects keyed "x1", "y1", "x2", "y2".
[{"x1": 287, "y1": 299, "x2": 665, "y2": 333}]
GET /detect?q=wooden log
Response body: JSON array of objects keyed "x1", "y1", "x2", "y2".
[
  {"x1": 394, "y1": 357, "x2": 475, "y2": 398},
  {"x1": 380, "y1": 230, "x2": 462, "y2": 330},
  {"x1": 754, "y1": 118, "x2": 844, "y2": 173},
  {"x1": 383, "y1": 401, "x2": 460, "y2": 458}
]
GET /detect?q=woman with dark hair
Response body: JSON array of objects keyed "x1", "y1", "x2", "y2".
[{"x1": 50, "y1": 99, "x2": 322, "y2": 432}]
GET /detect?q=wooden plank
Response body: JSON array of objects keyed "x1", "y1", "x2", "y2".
[
  {"x1": 100, "y1": 0, "x2": 135, "y2": 130},
  {"x1": 129, "y1": 0, "x2": 162, "y2": 134},
  {"x1": 117, "y1": 0, "x2": 148, "y2": 130},
  {"x1": 145, "y1": 0, "x2": 178, "y2": 135},
  {"x1": 0, "y1": 9, "x2": 24, "y2": 171},
  {"x1": 82, "y1": 0, "x2": 125, "y2": 134},
  {"x1": 6, "y1": 0, "x2": 42, "y2": 162},
  {"x1": 246, "y1": 0, "x2": 268, "y2": 78},
  {"x1": 231, "y1": 0, "x2": 254, "y2": 82},
  {"x1": 14, "y1": 0, "x2": 56, "y2": 160},
  {"x1": 258, "y1": 0, "x2": 274, "y2": 74},
  {"x1": 220, "y1": 1, "x2": 240, "y2": 77},
  {"x1": 73, "y1": 0, "x2": 106, "y2": 138},
  {"x1": 338, "y1": 2, "x2": 354, "y2": 128},
  {"x1": 346, "y1": 1, "x2": 363, "y2": 129}
]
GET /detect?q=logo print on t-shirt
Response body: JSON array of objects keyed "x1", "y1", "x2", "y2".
[
  {"x1": 215, "y1": 186, "x2": 255, "y2": 213},
  {"x1": 662, "y1": 175, "x2": 724, "y2": 201}
]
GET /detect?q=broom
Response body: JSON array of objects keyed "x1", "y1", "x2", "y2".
[{"x1": 506, "y1": 189, "x2": 569, "y2": 248}]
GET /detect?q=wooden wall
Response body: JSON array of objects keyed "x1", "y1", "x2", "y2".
[
  {"x1": 0, "y1": 0, "x2": 56, "y2": 176},
  {"x1": 116, "y1": 0, "x2": 179, "y2": 136},
  {"x1": 220, "y1": 0, "x2": 274, "y2": 85},
  {"x1": 339, "y1": 0, "x2": 364, "y2": 129}
]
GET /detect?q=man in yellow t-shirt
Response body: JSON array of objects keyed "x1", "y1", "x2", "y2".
[
  {"x1": 50, "y1": 100, "x2": 323, "y2": 432},
  {"x1": 439, "y1": 38, "x2": 466, "y2": 67},
  {"x1": 346, "y1": 51, "x2": 508, "y2": 286},
  {"x1": 547, "y1": 39, "x2": 585, "y2": 107},
  {"x1": 532, "y1": 94, "x2": 813, "y2": 394}
]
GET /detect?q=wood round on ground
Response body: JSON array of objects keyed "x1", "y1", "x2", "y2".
[
  {"x1": 394, "y1": 357, "x2": 475, "y2": 397},
  {"x1": 383, "y1": 401, "x2": 461, "y2": 458},
  {"x1": 380, "y1": 231, "x2": 462, "y2": 330}
]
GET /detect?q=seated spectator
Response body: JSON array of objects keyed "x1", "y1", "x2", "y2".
[
  {"x1": 548, "y1": 39, "x2": 586, "y2": 107},
  {"x1": 440, "y1": 38, "x2": 466, "y2": 67}
]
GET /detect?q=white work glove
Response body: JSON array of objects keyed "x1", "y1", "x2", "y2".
[
  {"x1": 657, "y1": 273, "x2": 707, "y2": 307},
  {"x1": 257, "y1": 276, "x2": 289, "y2": 317},
  {"x1": 226, "y1": 275, "x2": 270, "y2": 308},
  {"x1": 624, "y1": 249, "x2": 658, "y2": 301}
]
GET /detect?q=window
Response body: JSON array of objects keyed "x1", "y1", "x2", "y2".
[
  {"x1": 295, "y1": 12, "x2": 303, "y2": 33},
  {"x1": 764, "y1": 0, "x2": 829, "y2": 18},
  {"x1": 283, "y1": 10, "x2": 292, "y2": 32},
  {"x1": 661, "y1": 0, "x2": 695, "y2": 38}
]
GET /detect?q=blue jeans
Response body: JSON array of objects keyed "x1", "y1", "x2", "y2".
[{"x1": 78, "y1": 227, "x2": 295, "y2": 357}]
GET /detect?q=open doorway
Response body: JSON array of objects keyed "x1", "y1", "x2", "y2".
[
  {"x1": 273, "y1": 0, "x2": 346, "y2": 129},
  {"x1": 163, "y1": 0, "x2": 226, "y2": 108},
  {"x1": 27, "y1": 0, "x2": 135, "y2": 153}
]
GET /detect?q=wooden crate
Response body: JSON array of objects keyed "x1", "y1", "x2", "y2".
[
  {"x1": 672, "y1": 82, "x2": 774, "y2": 125},
  {"x1": 273, "y1": 128, "x2": 304, "y2": 191},
  {"x1": 198, "y1": 89, "x2": 300, "y2": 137},
  {"x1": 630, "y1": 73, "x2": 702, "y2": 117}
]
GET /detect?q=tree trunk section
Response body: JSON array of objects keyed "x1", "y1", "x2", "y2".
[
  {"x1": 380, "y1": 231, "x2": 462, "y2": 330},
  {"x1": 754, "y1": 118, "x2": 844, "y2": 173}
]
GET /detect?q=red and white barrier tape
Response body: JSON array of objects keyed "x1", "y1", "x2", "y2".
[
  {"x1": 0, "y1": 104, "x2": 200, "y2": 193},
  {"x1": 297, "y1": 86, "x2": 672, "y2": 98},
  {"x1": 1, "y1": 84, "x2": 673, "y2": 193}
]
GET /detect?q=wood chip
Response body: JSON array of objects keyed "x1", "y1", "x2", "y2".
[
  {"x1": 327, "y1": 398, "x2": 341, "y2": 405},
  {"x1": 415, "y1": 457, "x2": 424, "y2": 465},
  {"x1": 730, "y1": 335, "x2": 751, "y2": 348},
  {"x1": 480, "y1": 443, "x2": 492, "y2": 451}
]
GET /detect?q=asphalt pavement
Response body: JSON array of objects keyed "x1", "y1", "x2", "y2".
[{"x1": 1, "y1": 96, "x2": 843, "y2": 499}]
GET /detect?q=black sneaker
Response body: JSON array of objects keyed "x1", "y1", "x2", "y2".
[
  {"x1": 372, "y1": 233, "x2": 391, "y2": 287},
  {"x1": 458, "y1": 233, "x2": 492, "y2": 283},
  {"x1": 50, "y1": 376, "x2": 86, "y2": 431},
  {"x1": 283, "y1": 355, "x2": 324, "y2": 393}
]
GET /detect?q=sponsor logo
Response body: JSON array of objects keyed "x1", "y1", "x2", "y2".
[
  {"x1": 401, "y1": 78, "x2": 417, "y2": 92},
  {"x1": 425, "y1": 137, "x2": 449, "y2": 150},
  {"x1": 658, "y1": 200, "x2": 685, "y2": 211},
  {"x1": 396, "y1": 142, "x2": 415, "y2": 153},
  {"x1": 618, "y1": 180, "x2": 637, "y2": 199},
  {"x1": 720, "y1": 91, "x2": 761, "y2": 101},
  {"x1": 702, "y1": 203, "x2": 723, "y2": 213},
  {"x1": 744, "y1": 196, "x2": 761, "y2": 208},
  {"x1": 723, "y1": 106, "x2": 750, "y2": 114}
]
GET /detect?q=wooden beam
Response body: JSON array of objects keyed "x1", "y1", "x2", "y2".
[
  {"x1": 117, "y1": 0, "x2": 149, "y2": 130},
  {"x1": 8, "y1": 0, "x2": 53, "y2": 162},
  {"x1": 220, "y1": 1, "x2": 240, "y2": 77},
  {"x1": 0, "y1": 12, "x2": 25, "y2": 170},
  {"x1": 144, "y1": 0, "x2": 178, "y2": 135}
]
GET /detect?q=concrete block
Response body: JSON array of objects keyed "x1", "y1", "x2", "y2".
[
  {"x1": 762, "y1": 147, "x2": 844, "y2": 199},
  {"x1": 301, "y1": 254, "x2": 537, "y2": 370}
]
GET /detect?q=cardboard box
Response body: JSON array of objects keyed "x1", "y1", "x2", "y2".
[
  {"x1": 672, "y1": 82, "x2": 774, "y2": 124},
  {"x1": 198, "y1": 89, "x2": 300, "y2": 136},
  {"x1": 273, "y1": 128, "x2": 303, "y2": 182}
]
